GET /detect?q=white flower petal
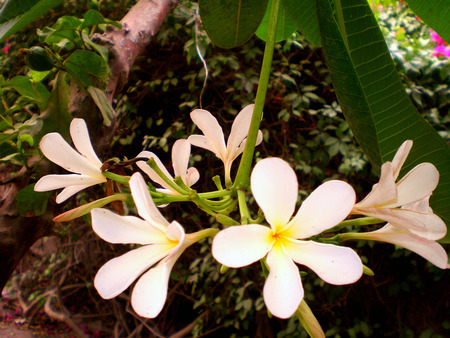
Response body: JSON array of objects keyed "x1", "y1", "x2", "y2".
[
  {"x1": 39, "y1": 132, "x2": 102, "y2": 177},
  {"x1": 357, "y1": 225, "x2": 449, "y2": 269},
  {"x1": 94, "y1": 244, "x2": 172, "y2": 299},
  {"x1": 129, "y1": 173, "x2": 169, "y2": 231},
  {"x1": 190, "y1": 109, "x2": 227, "y2": 159},
  {"x1": 355, "y1": 162, "x2": 397, "y2": 208},
  {"x1": 233, "y1": 130, "x2": 263, "y2": 162},
  {"x1": 286, "y1": 180, "x2": 355, "y2": 239},
  {"x1": 227, "y1": 104, "x2": 255, "y2": 158},
  {"x1": 91, "y1": 208, "x2": 168, "y2": 245},
  {"x1": 137, "y1": 151, "x2": 174, "y2": 192},
  {"x1": 171, "y1": 139, "x2": 191, "y2": 182},
  {"x1": 387, "y1": 209, "x2": 446, "y2": 240},
  {"x1": 251, "y1": 158, "x2": 298, "y2": 230},
  {"x1": 56, "y1": 184, "x2": 97, "y2": 204},
  {"x1": 391, "y1": 140, "x2": 413, "y2": 180},
  {"x1": 284, "y1": 240, "x2": 363, "y2": 285},
  {"x1": 34, "y1": 174, "x2": 103, "y2": 191},
  {"x1": 70, "y1": 118, "x2": 103, "y2": 167},
  {"x1": 165, "y1": 221, "x2": 188, "y2": 261},
  {"x1": 187, "y1": 135, "x2": 218, "y2": 156},
  {"x1": 389, "y1": 163, "x2": 439, "y2": 207},
  {"x1": 212, "y1": 224, "x2": 273, "y2": 268},
  {"x1": 264, "y1": 243, "x2": 303, "y2": 319},
  {"x1": 131, "y1": 254, "x2": 179, "y2": 318}
]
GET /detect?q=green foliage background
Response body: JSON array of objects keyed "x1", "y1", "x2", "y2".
[{"x1": 0, "y1": 0, "x2": 448, "y2": 336}]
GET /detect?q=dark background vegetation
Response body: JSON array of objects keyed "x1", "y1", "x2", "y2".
[{"x1": 0, "y1": 0, "x2": 448, "y2": 336}]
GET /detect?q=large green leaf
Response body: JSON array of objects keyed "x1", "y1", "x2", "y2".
[
  {"x1": 316, "y1": 0, "x2": 450, "y2": 237},
  {"x1": 404, "y1": 0, "x2": 450, "y2": 43},
  {"x1": 199, "y1": 0, "x2": 268, "y2": 48},
  {"x1": 282, "y1": 0, "x2": 321, "y2": 47},
  {"x1": 63, "y1": 49, "x2": 110, "y2": 88},
  {"x1": 256, "y1": 0, "x2": 297, "y2": 42},
  {"x1": 0, "y1": 0, "x2": 63, "y2": 42}
]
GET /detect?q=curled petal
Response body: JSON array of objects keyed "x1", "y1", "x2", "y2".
[
  {"x1": 91, "y1": 208, "x2": 168, "y2": 245},
  {"x1": 94, "y1": 244, "x2": 172, "y2": 299},
  {"x1": 70, "y1": 118, "x2": 103, "y2": 167},
  {"x1": 251, "y1": 158, "x2": 298, "y2": 231},
  {"x1": 387, "y1": 209, "x2": 446, "y2": 240},
  {"x1": 172, "y1": 139, "x2": 192, "y2": 182},
  {"x1": 264, "y1": 243, "x2": 303, "y2": 319},
  {"x1": 284, "y1": 240, "x2": 363, "y2": 285},
  {"x1": 129, "y1": 173, "x2": 169, "y2": 231},
  {"x1": 391, "y1": 140, "x2": 413, "y2": 180},
  {"x1": 190, "y1": 109, "x2": 227, "y2": 159},
  {"x1": 131, "y1": 253, "x2": 179, "y2": 318},
  {"x1": 137, "y1": 151, "x2": 174, "y2": 191},
  {"x1": 285, "y1": 180, "x2": 355, "y2": 239},
  {"x1": 233, "y1": 130, "x2": 263, "y2": 161},
  {"x1": 39, "y1": 132, "x2": 102, "y2": 178},
  {"x1": 355, "y1": 162, "x2": 397, "y2": 208},
  {"x1": 357, "y1": 225, "x2": 449, "y2": 269},
  {"x1": 186, "y1": 167, "x2": 200, "y2": 187},
  {"x1": 227, "y1": 104, "x2": 255, "y2": 158},
  {"x1": 388, "y1": 163, "x2": 439, "y2": 208},
  {"x1": 212, "y1": 224, "x2": 273, "y2": 268}
]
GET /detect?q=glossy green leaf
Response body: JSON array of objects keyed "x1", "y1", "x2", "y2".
[
  {"x1": 63, "y1": 49, "x2": 110, "y2": 88},
  {"x1": 282, "y1": 0, "x2": 321, "y2": 47},
  {"x1": 404, "y1": 0, "x2": 450, "y2": 43},
  {"x1": 199, "y1": 0, "x2": 268, "y2": 48},
  {"x1": 0, "y1": 0, "x2": 63, "y2": 42},
  {"x1": 256, "y1": 0, "x2": 297, "y2": 42},
  {"x1": 316, "y1": 0, "x2": 450, "y2": 236}
]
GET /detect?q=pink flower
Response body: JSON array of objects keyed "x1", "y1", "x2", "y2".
[
  {"x1": 433, "y1": 45, "x2": 450, "y2": 58},
  {"x1": 431, "y1": 31, "x2": 445, "y2": 45}
]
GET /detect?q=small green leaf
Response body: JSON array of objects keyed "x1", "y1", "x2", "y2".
[
  {"x1": 81, "y1": 9, "x2": 121, "y2": 30},
  {"x1": 199, "y1": 0, "x2": 268, "y2": 48},
  {"x1": 2, "y1": 76, "x2": 50, "y2": 107},
  {"x1": 16, "y1": 184, "x2": 51, "y2": 216},
  {"x1": 64, "y1": 49, "x2": 110, "y2": 88},
  {"x1": 256, "y1": 0, "x2": 297, "y2": 43}
]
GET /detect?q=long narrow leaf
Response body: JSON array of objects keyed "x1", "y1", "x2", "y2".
[{"x1": 316, "y1": 0, "x2": 450, "y2": 236}]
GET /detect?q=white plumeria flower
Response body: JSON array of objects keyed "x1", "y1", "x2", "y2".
[
  {"x1": 34, "y1": 118, "x2": 106, "y2": 204},
  {"x1": 136, "y1": 139, "x2": 199, "y2": 195},
  {"x1": 352, "y1": 140, "x2": 446, "y2": 241},
  {"x1": 91, "y1": 172, "x2": 195, "y2": 318},
  {"x1": 212, "y1": 158, "x2": 363, "y2": 319},
  {"x1": 344, "y1": 194, "x2": 449, "y2": 269},
  {"x1": 188, "y1": 104, "x2": 263, "y2": 182}
]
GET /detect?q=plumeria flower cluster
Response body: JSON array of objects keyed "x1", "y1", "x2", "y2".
[{"x1": 34, "y1": 107, "x2": 448, "y2": 331}]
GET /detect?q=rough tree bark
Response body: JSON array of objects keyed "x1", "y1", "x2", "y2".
[{"x1": 0, "y1": 0, "x2": 179, "y2": 293}]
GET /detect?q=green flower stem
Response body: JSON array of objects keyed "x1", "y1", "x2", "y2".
[
  {"x1": 146, "y1": 158, "x2": 188, "y2": 195},
  {"x1": 102, "y1": 171, "x2": 130, "y2": 185},
  {"x1": 186, "y1": 228, "x2": 219, "y2": 242},
  {"x1": 237, "y1": 189, "x2": 251, "y2": 224},
  {"x1": 325, "y1": 216, "x2": 384, "y2": 233},
  {"x1": 233, "y1": 0, "x2": 281, "y2": 190},
  {"x1": 198, "y1": 189, "x2": 232, "y2": 199}
]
